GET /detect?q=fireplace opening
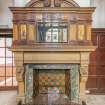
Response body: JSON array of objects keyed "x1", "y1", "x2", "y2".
[
  {"x1": 32, "y1": 69, "x2": 71, "y2": 104},
  {"x1": 33, "y1": 69, "x2": 71, "y2": 97}
]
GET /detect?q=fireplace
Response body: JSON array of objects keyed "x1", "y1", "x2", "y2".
[{"x1": 10, "y1": 0, "x2": 96, "y2": 104}]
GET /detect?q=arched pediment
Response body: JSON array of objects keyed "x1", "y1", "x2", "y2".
[{"x1": 26, "y1": 0, "x2": 80, "y2": 7}]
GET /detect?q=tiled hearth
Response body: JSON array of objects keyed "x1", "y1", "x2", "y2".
[{"x1": 25, "y1": 64, "x2": 79, "y2": 104}]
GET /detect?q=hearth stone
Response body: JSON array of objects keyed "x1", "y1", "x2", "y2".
[
  {"x1": 22, "y1": 94, "x2": 81, "y2": 105},
  {"x1": 23, "y1": 102, "x2": 81, "y2": 105}
]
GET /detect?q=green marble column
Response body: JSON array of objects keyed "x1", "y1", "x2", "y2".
[
  {"x1": 70, "y1": 64, "x2": 79, "y2": 103},
  {"x1": 25, "y1": 65, "x2": 33, "y2": 104}
]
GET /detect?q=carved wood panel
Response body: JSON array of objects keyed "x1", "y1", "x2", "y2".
[{"x1": 86, "y1": 28, "x2": 105, "y2": 93}]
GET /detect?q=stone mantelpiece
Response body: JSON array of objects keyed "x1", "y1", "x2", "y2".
[
  {"x1": 10, "y1": 0, "x2": 96, "y2": 104},
  {"x1": 13, "y1": 48, "x2": 93, "y2": 104}
]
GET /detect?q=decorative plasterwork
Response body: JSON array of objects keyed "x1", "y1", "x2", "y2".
[{"x1": 26, "y1": 0, "x2": 80, "y2": 7}]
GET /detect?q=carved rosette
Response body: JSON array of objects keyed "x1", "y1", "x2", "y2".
[{"x1": 16, "y1": 67, "x2": 25, "y2": 82}]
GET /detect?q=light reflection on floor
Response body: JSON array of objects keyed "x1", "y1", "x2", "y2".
[
  {"x1": 32, "y1": 88, "x2": 79, "y2": 105},
  {"x1": 0, "y1": 91, "x2": 105, "y2": 105},
  {"x1": 33, "y1": 94, "x2": 79, "y2": 105}
]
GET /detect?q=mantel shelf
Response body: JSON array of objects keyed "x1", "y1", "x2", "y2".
[{"x1": 11, "y1": 45, "x2": 96, "y2": 52}]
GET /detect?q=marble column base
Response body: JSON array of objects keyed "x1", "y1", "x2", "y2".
[
  {"x1": 16, "y1": 96, "x2": 25, "y2": 104},
  {"x1": 23, "y1": 94, "x2": 81, "y2": 105}
]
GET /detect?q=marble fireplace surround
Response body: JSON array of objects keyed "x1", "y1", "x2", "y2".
[{"x1": 25, "y1": 64, "x2": 79, "y2": 104}]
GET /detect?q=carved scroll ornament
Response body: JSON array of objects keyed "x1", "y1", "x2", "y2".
[
  {"x1": 80, "y1": 65, "x2": 88, "y2": 76},
  {"x1": 26, "y1": 0, "x2": 80, "y2": 7},
  {"x1": 16, "y1": 67, "x2": 25, "y2": 81}
]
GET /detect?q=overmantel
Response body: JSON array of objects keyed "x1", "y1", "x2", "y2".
[{"x1": 10, "y1": 6, "x2": 96, "y2": 46}]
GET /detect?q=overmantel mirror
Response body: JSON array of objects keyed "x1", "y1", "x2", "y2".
[{"x1": 36, "y1": 13, "x2": 68, "y2": 43}]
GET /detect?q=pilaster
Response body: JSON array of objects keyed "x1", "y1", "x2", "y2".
[
  {"x1": 80, "y1": 52, "x2": 90, "y2": 103},
  {"x1": 14, "y1": 52, "x2": 25, "y2": 104}
]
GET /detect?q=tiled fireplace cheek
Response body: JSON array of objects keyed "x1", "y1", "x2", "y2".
[
  {"x1": 38, "y1": 70, "x2": 65, "y2": 94},
  {"x1": 25, "y1": 64, "x2": 79, "y2": 104}
]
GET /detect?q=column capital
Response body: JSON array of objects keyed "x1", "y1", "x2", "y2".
[{"x1": 80, "y1": 65, "x2": 88, "y2": 76}]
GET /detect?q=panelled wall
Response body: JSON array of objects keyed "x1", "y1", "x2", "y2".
[{"x1": 87, "y1": 28, "x2": 105, "y2": 93}]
